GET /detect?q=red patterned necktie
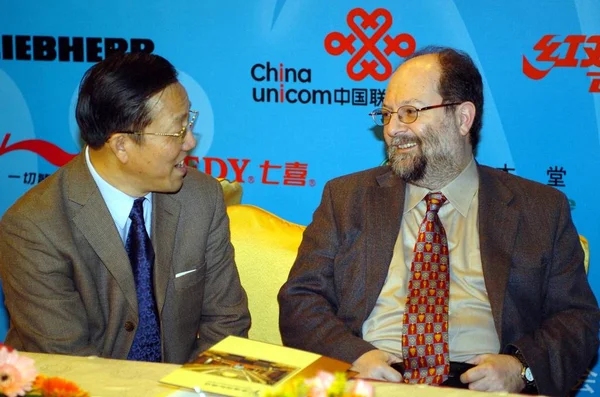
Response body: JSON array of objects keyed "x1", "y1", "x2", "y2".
[{"x1": 402, "y1": 192, "x2": 449, "y2": 384}]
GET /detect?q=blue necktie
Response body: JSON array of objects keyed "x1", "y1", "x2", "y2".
[{"x1": 125, "y1": 197, "x2": 162, "y2": 362}]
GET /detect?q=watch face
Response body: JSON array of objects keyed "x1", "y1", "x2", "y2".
[{"x1": 525, "y1": 367, "x2": 534, "y2": 382}]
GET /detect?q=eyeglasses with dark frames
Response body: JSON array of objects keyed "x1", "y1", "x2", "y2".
[
  {"x1": 120, "y1": 110, "x2": 198, "y2": 142},
  {"x1": 368, "y1": 103, "x2": 462, "y2": 126}
]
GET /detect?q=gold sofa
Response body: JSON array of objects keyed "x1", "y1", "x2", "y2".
[{"x1": 220, "y1": 180, "x2": 591, "y2": 347}]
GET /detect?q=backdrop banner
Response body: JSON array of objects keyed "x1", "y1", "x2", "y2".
[{"x1": 1, "y1": 1, "x2": 599, "y2": 393}]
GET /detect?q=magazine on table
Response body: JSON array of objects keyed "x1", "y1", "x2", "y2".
[{"x1": 160, "y1": 336, "x2": 351, "y2": 396}]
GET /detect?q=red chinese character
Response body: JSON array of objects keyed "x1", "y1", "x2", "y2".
[
  {"x1": 259, "y1": 160, "x2": 282, "y2": 185},
  {"x1": 283, "y1": 162, "x2": 308, "y2": 186},
  {"x1": 581, "y1": 36, "x2": 600, "y2": 68},
  {"x1": 523, "y1": 34, "x2": 586, "y2": 80},
  {"x1": 587, "y1": 72, "x2": 600, "y2": 93}
]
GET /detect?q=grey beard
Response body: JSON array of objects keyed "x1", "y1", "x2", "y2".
[
  {"x1": 417, "y1": 149, "x2": 464, "y2": 190},
  {"x1": 388, "y1": 145, "x2": 427, "y2": 182},
  {"x1": 387, "y1": 142, "x2": 464, "y2": 190}
]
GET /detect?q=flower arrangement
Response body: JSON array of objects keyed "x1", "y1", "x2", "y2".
[
  {"x1": 265, "y1": 371, "x2": 374, "y2": 397},
  {"x1": 0, "y1": 344, "x2": 89, "y2": 397}
]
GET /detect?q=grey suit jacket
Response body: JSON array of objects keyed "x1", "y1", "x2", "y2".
[
  {"x1": 0, "y1": 153, "x2": 250, "y2": 363},
  {"x1": 279, "y1": 164, "x2": 599, "y2": 396}
]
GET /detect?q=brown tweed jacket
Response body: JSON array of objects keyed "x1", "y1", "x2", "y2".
[
  {"x1": 279, "y1": 164, "x2": 599, "y2": 396},
  {"x1": 0, "y1": 153, "x2": 250, "y2": 363}
]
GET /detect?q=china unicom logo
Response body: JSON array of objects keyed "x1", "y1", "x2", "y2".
[{"x1": 324, "y1": 8, "x2": 417, "y2": 81}]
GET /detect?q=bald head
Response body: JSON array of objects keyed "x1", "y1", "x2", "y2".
[
  {"x1": 391, "y1": 47, "x2": 484, "y2": 154},
  {"x1": 382, "y1": 49, "x2": 478, "y2": 189}
]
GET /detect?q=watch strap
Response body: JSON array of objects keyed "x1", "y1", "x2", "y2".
[{"x1": 513, "y1": 349, "x2": 538, "y2": 394}]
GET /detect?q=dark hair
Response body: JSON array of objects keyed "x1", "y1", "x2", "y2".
[
  {"x1": 76, "y1": 52, "x2": 178, "y2": 149},
  {"x1": 404, "y1": 46, "x2": 484, "y2": 154}
]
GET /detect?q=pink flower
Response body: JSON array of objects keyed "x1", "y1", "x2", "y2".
[
  {"x1": 305, "y1": 371, "x2": 336, "y2": 397},
  {"x1": 0, "y1": 346, "x2": 37, "y2": 397},
  {"x1": 351, "y1": 379, "x2": 374, "y2": 397},
  {"x1": 0, "y1": 344, "x2": 14, "y2": 353}
]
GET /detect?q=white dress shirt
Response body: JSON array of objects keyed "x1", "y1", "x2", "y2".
[{"x1": 85, "y1": 146, "x2": 152, "y2": 242}]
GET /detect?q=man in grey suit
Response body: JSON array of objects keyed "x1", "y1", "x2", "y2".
[
  {"x1": 0, "y1": 53, "x2": 250, "y2": 363},
  {"x1": 278, "y1": 46, "x2": 599, "y2": 395}
]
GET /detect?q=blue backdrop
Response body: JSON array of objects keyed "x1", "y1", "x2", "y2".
[{"x1": 1, "y1": 0, "x2": 599, "y2": 393}]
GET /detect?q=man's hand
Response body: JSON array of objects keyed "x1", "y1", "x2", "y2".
[
  {"x1": 460, "y1": 354, "x2": 525, "y2": 392},
  {"x1": 351, "y1": 349, "x2": 403, "y2": 382}
]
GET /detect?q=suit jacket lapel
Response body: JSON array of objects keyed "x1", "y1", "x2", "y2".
[
  {"x1": 478, "y1": 166, "x2": 519, "y2": 344},
  {"x1": 68, "y1": 154, "x2": 138, "y2": 313},
  {"x1": 364, "y1": 169, "x2": 405, "y2": 319},
  {"x1": 152, "y1": 193, "x2": 180, "y2": 316}
]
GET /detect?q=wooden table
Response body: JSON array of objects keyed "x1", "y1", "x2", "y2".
[{"x1": 26, "y1": 352, "x2": 526, "y2": 396}]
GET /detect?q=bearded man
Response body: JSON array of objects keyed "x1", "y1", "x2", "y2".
[{"x1": 278, "y1": 46, "x2": 599, "y2": 396}]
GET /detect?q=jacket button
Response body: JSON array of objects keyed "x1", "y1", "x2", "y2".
[{"x1": 124, "y1": 321, "x2": 135, "y2": 332}]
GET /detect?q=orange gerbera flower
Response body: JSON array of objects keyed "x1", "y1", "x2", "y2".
[{"x1": 32, "y1": 375, "x2": 89, "y2": 397}]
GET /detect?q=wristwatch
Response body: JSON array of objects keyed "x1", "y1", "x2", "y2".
[{"x1": 514, "y1": 349, "x2": 536, "y2": 393}]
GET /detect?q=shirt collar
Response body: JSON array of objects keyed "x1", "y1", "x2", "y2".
[
  {"x1": 404, "y1": 156, "x2": 478, "y2": 217},
  {"x1": 84, "y1": 146, "x2": 153, "y2": 232}
]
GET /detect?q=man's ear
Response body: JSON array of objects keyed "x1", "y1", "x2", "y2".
[
  {"x1": 107, "y1": 133, "x2": 129, "y2": 164},
  {"x1": 456, "y1": 101, "x2": 476, "y2": 137}
]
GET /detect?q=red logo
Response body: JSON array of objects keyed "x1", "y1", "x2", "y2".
[
  {"x1": 523, "y1": 34, "x2": 600, "y2": 93},
  {"x1": 324, "y1": 8, "x2": 416, "y2": 82},
  {"x1": 184, "y1": 156, "x2": 315, "y2": 187},
  {"x1": 0, "y1": 133, "x2": 77, "y2": 167},
  {"x1": 0, "y1": 133, "x2": 315, "y2": 188}
]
